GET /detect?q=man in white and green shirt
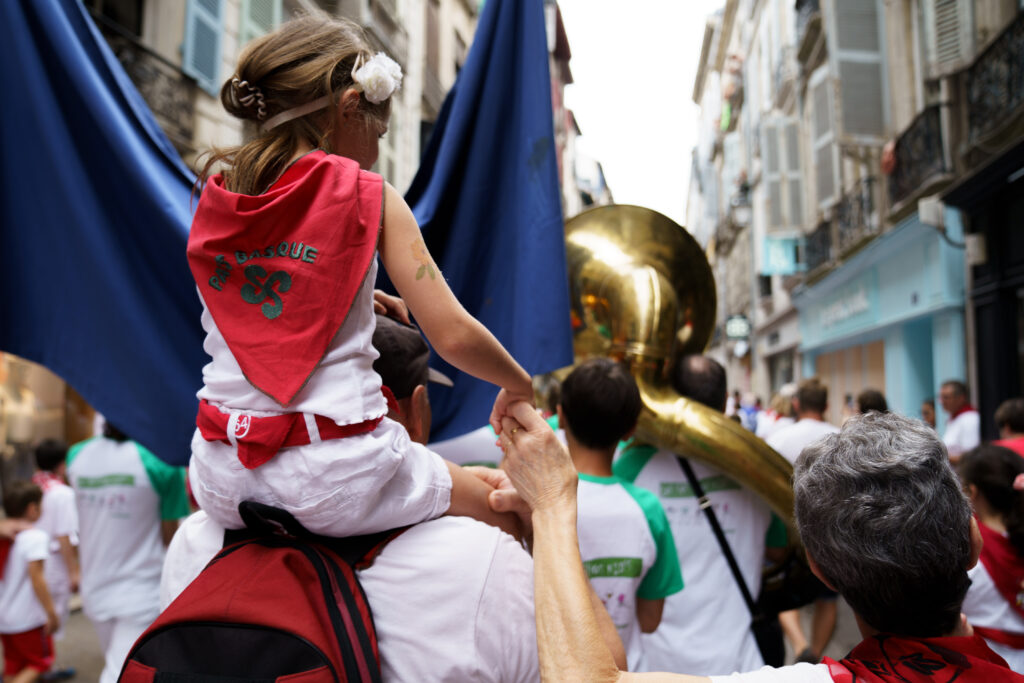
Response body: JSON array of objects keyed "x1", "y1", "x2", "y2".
[
  {"x1": 559, "y1": 359, "x2": 683, "y2": 672},
  {"x1": 614, "y1": 355, "x2": 788, "y2": 676},
  {"x1": 68, "y1": 422, "x2": 190, "y2": 683}
]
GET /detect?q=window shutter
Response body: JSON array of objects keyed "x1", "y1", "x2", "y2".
[
  {"x1": 240, "y1": 0, "x2": 282, "y2": 49},
  {"x1": 183, "y1": 0, "x2": 224, "y2": 96},
  {"x1": 923, "y1": 0, "x2": 973, "y2": 76},
  {"x1": 831, "y1": 0, "x2": 886, "y2": 140},
  {"x1": 810, "y1": 68, "x2": 839, "y2": 208},
  {"x1": 762, "y1": 120, "x2": 783, "y2": 230},
  {"x1": 783, "y1": 120, "x2": 803, "y2": 229},
  {"x1": 723, "y1": 132, "x2": 741, "y2": 198}
]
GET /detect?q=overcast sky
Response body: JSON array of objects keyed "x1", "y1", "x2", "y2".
[{"x1": 557, "y1": 0, "x2": 726, "y2": 227}]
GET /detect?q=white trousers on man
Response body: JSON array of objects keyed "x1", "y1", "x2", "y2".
[{"x1": 91, "y1": 612, "x2": 155, "y2": 683}]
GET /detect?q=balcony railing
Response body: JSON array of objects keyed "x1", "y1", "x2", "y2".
[
  {"x1": 90, "y1": 12, "x2": 195, "y2": 154},
  {"x1": 887, "y1": 105, "x2": 950, "y2": 210},
  {"x1": 837, "y1": 177, "x2": 878, "y2": 253},
  {"x1": 804, "y1": 221, "x2": 832, "y2": 273},
  {"x1": 796, "y1": 0, "x2": 822, "y2": 63},
  {"x1": 966, "y1": 10, "x2": 1024, "y2": 146}
]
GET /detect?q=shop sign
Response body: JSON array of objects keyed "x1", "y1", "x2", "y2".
[
  {"x1": 820, "y1": 286, "x2": 870, "y2": 329},
  {"x1": 726, "y1": 314, "x2": 751, "y2": 340}
]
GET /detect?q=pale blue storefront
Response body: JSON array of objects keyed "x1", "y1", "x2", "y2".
[{"x1": 792, "y1": 210, "x2": 967, "y2": 432}]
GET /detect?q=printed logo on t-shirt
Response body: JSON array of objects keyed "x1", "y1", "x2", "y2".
[
  {"x1": 76, "y1": 474, "x2": 134, "y2": 488},
  {"x1": 660, "y1": 475, "x2": 741, "y2": 498},
  {"x1": 584, "y1": 557, "x2": 642, "y2": 578}
]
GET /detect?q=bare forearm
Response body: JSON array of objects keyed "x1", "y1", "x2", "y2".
[
  {"x1": 29, "y1": 566, "x2": 56, "y2": 618},
  {"x1": 57, "y1": 536, "x2": 78, "y2": 577},
  {"x1": 429, "y1": 315, "x2": 531, "y2": 394},
  {"x1": 533, "y1": 506, "x2": 623, "y2": 683}
]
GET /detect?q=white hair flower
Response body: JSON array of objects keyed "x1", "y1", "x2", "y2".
[{"x1": 353, "y1": 52, "x2": 403, "y2": 104}]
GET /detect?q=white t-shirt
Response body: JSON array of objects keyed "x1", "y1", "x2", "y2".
[
  {"x1": 710, "y1": 663, "x2": 830, "y2": 682},
  {"x1": 755, "y1": 415, "x2": 794, "y2": 440},
  {"x1": 943, "y1": 409, "x2": 981, "y2": 458},
  {"x1": 33, "y1": 478, "x2": 77, "y2": 596},
  {"x1": 0, "y1": 528, "x2": 51, "y2": 633},
  {"x1": 766, "y1": 418, "x2": 840, "y2": 464},
  {"x1": 161, "y1": 512, "x2": 540, "y2": 682},
  {"x1": 614, "y1": 447, "x2": 781, "y2": 676},
  {"x1": 427, "y1": 425, "x2": 505, "y2": 467},
  {"x1": 963, "y1": 561, "x2": 1024, "y2": 672},
  {"x1": 576, "y1": 475, "x2": 682, "y2": 672},
  {"x1": 68, "y1": 437, "x2": 191, "y2": 623}
]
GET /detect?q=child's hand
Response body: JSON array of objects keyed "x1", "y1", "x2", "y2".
[
  {"x1": 490, "y1": 387, "x2": 535, "y2": 434},
  {"x1": 45, "y1": 611, "x2": 59, "y2": 636},
  {"x1": 372, "y1": 290, "x2": 410, "y2": 324}
]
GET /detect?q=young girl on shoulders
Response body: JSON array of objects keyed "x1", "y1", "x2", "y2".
[{"x1": 186, "y1": 12, "x2": 530, "y2": 538}]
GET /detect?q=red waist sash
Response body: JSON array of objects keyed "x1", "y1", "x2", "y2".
[{"x1": 196, "y1": 388, "x2": 398, "y2": 470}]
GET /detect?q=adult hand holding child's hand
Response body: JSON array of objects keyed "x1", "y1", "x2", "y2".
[{"x1": 497, "y1": 402, "x2": 577, "y2": 515}]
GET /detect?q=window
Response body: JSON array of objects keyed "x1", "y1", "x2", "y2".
[
  {"x1": 809, "y1": 66, "x2": 839, "y2": 208},
  {"x1": 830, "y1": 0, "x2": 887, "y2": 140},
  {"x1": 84, "y1": 0, "x2": 143, "y2": 37},
  {"x1": 921, "y1": 0, "x2": 974, "y2": 77},
  {"x1": 426, "y1": 0, "x2": 440, "y2": 79},
  {"x1": 183, "y1": 0, "x2": 224, "y2": 96},
  {"x1": 239, "y1": 0, "x2": 282, "y2": 50},
  {"x1": 762, "y1": 117, "x2": 803, "y2": 230}
]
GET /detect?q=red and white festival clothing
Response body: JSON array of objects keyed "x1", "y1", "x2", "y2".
[
  {"x1": 186, "y1": 151, "x2": 451, "y2": 536},
  {"x1": 962, "y1": 519, "x2": 1024, "y2": 671}
]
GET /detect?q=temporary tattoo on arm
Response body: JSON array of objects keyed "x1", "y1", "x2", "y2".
[{"x1": 411, "y1": 237, "x2": 437, "y2": 280}]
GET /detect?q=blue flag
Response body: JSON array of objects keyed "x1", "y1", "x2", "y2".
[
  {"x1": 1, "y1": 0, "x2": 203, "y2": 465},
  {"x1": 403, "y1": 0, "x2": 574, "y2": 440}
]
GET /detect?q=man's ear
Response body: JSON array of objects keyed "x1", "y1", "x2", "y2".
[
  {"x1": 406, "y1": 384, "x2": 430, "y2": 445},
  {"x1": 968, "y1": 516, "x2": 983, "y2": 570},
  {"x1": 806, "y1": 551, "x2": 838, "y2": 591}
]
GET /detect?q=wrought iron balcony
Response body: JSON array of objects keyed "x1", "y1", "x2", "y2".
[
  {"x1": 837, "y1": 177, "x2": 878, "y2": 254},
  {"x1": 796, "y1": 0, "x2": 822, "y2": 64},
  {"x1": 887, "y1": 105, "x2": 951, "y2": 211},
  {"x1": 89, "y1": 12, "x2": 195, "y2": 155},
  {"x1": 804, "y1": 220, "x2": 832, "y2": 273},
  {"x1": 966, "y1": 10, "x2": 1024, "y2": 147}
]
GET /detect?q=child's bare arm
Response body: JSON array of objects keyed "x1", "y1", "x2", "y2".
[
  {"x1": 636, "y1": 597, "x2": 665, "y2": 633},
  {"x1": 444, "y1": 461, "x2": 523, "y2": 541},
  {"x1": 27, "y1": 559, "x2": 59, "y2": 634},
  {"x1": 378, "y1": 184, "x2": 533, "y2": 416},
  {"x1": 56, "y1": 535, "x2": 80, "y2": 593}
]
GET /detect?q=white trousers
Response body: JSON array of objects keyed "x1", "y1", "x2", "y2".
[{"x1": 90, "y1": 613, "x2": 154, "y2": 683}]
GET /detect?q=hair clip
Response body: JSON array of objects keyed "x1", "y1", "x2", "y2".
[{"x1": 232, "y1": 77, "x2": 267, "y2": 121}]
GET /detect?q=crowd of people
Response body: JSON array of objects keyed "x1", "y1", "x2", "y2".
[{"x1": 5, "y1": 9, "x2": 1024, "y2": 683}]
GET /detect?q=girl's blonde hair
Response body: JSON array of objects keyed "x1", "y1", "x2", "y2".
[{"x1": 199, "y1": 12, "x2": 391, "y2": 196}]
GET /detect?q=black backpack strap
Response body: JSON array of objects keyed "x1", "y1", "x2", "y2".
[
  {"x1": 676, "y1": 456, "x2": 760, "y2": 618},
  {"x1": 222, "y1": 501, "x2": 409, "y2": 567}
]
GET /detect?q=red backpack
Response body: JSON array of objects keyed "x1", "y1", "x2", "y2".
[{"x1": 119, "y1": 503, "x2": 404, "y2": 683}]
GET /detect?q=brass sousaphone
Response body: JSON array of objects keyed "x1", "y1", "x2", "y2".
[{"x1": 564, "y1": 205, "x2": 795, "y2": 528}]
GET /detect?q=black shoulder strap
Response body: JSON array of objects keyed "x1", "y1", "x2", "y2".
[
  {"x1": 223, "y1": 501, "x2": 407, "y2": 566},
  {"x1": 675, "y1": 456, "x2": 759, "y2": 617}
]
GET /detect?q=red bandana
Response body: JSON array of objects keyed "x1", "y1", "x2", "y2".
[
  {"x1": 187, "y1": 152, "x2": 383, "y2": 406},
  {"x1": 824, "y1": 633, "x2": 1021, "y2": 682},
  {"x1": 978, "y1": 520, "x2": 1024, "y2": 624},
  {"x1": 31, "y1": 470, "x2": 63, "y2": 492},
  {"x1": 0, "y1": 538, "x2": 9, "y2": 580},
  {"x1": 952, "y1": 404, "x2": 978, "y2": 420}
]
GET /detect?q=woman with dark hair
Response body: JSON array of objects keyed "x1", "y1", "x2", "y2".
[{"x1": 960, "y1": 444, "x2": 1024, "y2": 672}]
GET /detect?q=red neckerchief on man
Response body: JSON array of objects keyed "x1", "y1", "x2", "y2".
[
  {"x1": 31, "y1": 470, "x2": 63, "y2": 493},
  {"x1": 187, "y1": 151, "x2": 383, "y2": 406},
  {"x1": 824, "y1": 633, "x2": 1021, "y2": 681},
  {"x1": 996, "y1": 437, "x2": 1024, "y2": 457},
  {"x1": 952, "y1": 404, "x2": 978, "y2": 420}
]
